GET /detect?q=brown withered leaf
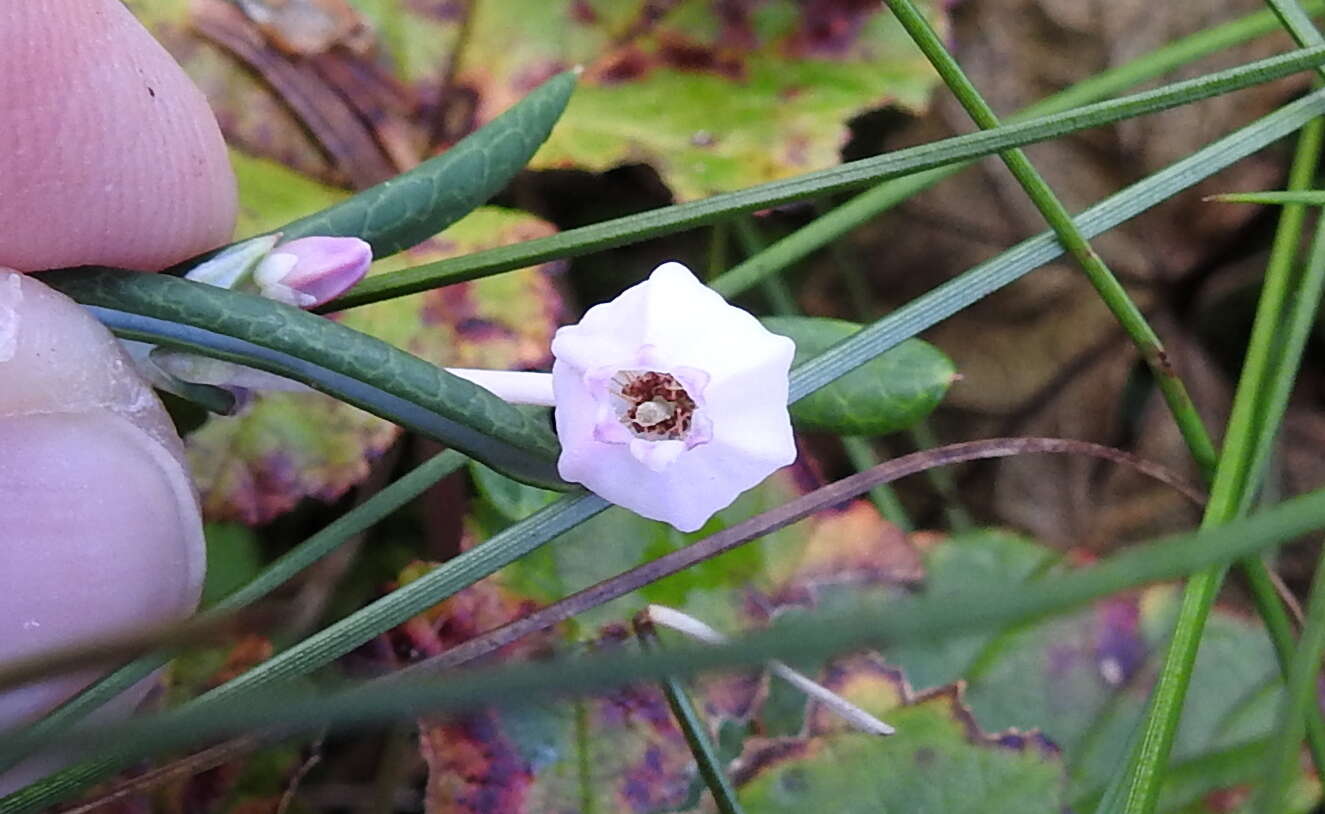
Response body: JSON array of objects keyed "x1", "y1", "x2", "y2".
[{"x1": 132, "y1": 0, "x2": 421, "y2": 187}]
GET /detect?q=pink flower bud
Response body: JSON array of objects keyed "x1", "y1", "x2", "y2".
[
  {"x1": 252, "y1": 236, "x2": 372, "y2": 308},
  {"x1": 551, "y1": 262, "x2": 796, "y2": 532}
]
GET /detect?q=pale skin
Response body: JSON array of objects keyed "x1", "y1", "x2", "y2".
[{"x1": 0, "y1": 1, "x2": 237, "y2": 793}]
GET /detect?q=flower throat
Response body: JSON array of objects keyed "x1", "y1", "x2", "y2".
[{"x1": 612, "y1": 370, "x2": 696, "y2": 441}]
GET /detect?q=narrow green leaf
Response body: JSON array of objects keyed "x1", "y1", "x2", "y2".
[
  {"x1": 637, "y1": 626, "x2": 746, "y2": 814},
  {"x1": 883, "y1": 0, "x2": 1217, "y2": 476},
  {"x1": 200, "y1": 524, "x2": 264, "y2": 607},
  {"x1": 469, "y1": 459, "x2": 558, "y2": 521},
  {"x1": 1257, "y1": 492, "x2": 1325, "y2": 813},
  {"x1": 710, "y1": 1, "x2": 1325, "y2": 302},
  {"x1": 1207, "y1": 189, "x2": 1325, "y2": 205},
  {"x1": 1113, "y1": 102, "x2": 1325, "y2": 814},
  {"x1": 22, "y1": 484, "x2": 1325, "y2": 772},
  {"x1": 274, "y1": 71, "x2": 577, "y2": 258},
  {"x1": 325, "y1": 45, "x2": 1325, "y2": 309},
  {"x1": 34, "y1": 269, "x2": 566, "y2": 489},
  {"x1": 788, "y1": 88, "x2": 1325, "y2": 402},
  {"x1": 765, "y1": 316, "x2": 955, "y2": 436}
]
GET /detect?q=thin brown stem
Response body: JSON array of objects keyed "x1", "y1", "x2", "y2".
[
  {"x1": 52, "y1": 736, "x2": 265, "y2": 814},
  {"x1": 397, "y1": 437, "x2": 1203, "y2": 678}
]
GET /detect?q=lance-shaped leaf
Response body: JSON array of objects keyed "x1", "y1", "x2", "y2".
[
  {"x1": 35, "y1": 268, "x2": 566, "y2": 490},
  {"x1": 764, "y1": 316, "x2": 956, "y2": 436},
  {"x1": 271, "y1": 70, "x2": 577, "y2": 258}
]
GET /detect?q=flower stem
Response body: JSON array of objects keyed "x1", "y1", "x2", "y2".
[
  {"x1": 635, "y1": 615, "x2": 746, "y2": 814},
  {"x1": 445, "y1": 368, "x2": 555, "y2": 406}
]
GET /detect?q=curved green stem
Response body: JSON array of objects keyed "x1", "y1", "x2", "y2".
[
  {"x1": 1256, "y1": 212, "x2": 1325, "y2": 812},
  {"x1": 1117, "y1": 95, "x2": 1325, "y2": 814}
]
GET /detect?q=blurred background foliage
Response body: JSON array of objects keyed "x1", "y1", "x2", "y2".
[{"x1": 89, "y1": 0, "x2": 1325, "y2": 811}]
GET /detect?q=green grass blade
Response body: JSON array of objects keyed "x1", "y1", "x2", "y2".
[
  {"x1": 11, "y1": 23, "x2": 1325, "y2": 813},
  {"x1": 637, "y1": 622, "x2": 745, "y2": 814},
  {"x1": 711, "y1": 1, "x2": 1325, "y2": 300},
  {"x1": 273, "y1": 71, "x2": 576, "y2": 258},
  {"x1": 1257, "y1": 275, "x2": 1325, "y2": 811},
  {"x1": 1115, "y1": 120, "x2": 1324, "y2": 814},
  {"x1": 883, "y1": 10, "x2": 1325, "y2": 799},
  {"x1": 324, "y1": 45, "x2": 1325, "y2": 310},
  {"x1": 742, "y1": 190, "x2": 916, "y2": 530},
  {"x1": 1209, "y1": 190, "x2": 1325, "y2": 204},
  {"x1": 1250, "y1": 222, "x2": 1325, "y2": 814},
  {"x1": 34, "y1": 270, "x2": 565, "y2": 489},
  {"x1": 199, "y1": 492, "x2": 605, "y2": 703},
  {"x1": 788, "y1": 88, "x2": 1325, "y2": 401},
  {"x1": 18, "y1": 485, "x2": 1325, "y2": 773},
  {"x1": 884, "y1": 0, "x2": 1217, "y2": 470},
  {"x1": 884, "y1": 4, "x2": 1323, "y2": 803},
  {"x1": 1076, "y1": 738, "x2": 1273, "y2": 812},
  {"x1": 1047, "y1": 2, "x2": 1323, "y2": 111},
  {"x1": 769, "y1": 316, "x2": 954, "y2": 436},
  {"x1": 0, "y1": 450, "x2": 467, "y2": 774},
  {"x1": 43, "y1": 87, "x2": 1325, "y2": 488},
  {"x1": 45, "y1": 82, "x2": 1320, "y2": 495},
  {"x1": 1110, "y1": 2, "x2": 1325, "y2": 805},
  {"x1": 1251, "y1": 120, "x2": 1325, "y2": 814},
  {"x1": 38, "y1": 102, "x2": 1318, "y2": 800},
  {"x1": 1270, "y1": 0, "x2": 1325, "y2": 45}
]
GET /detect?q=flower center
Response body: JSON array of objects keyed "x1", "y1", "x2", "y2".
[{"x1": 612, "y1": 370, "x2": 696, "y2": 441}]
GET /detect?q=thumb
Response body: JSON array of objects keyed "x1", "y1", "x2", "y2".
[
  {"x1": 0, "y1": 270, "x2": 206, "y2": 794},
  {"x1": 0, "y1": 0, "x2": 237, "y2": 271}
]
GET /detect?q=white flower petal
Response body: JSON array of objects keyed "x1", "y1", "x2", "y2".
[
  {"x1": 593, "y1": 417, "x2": 636, "y2": 445},
  {"x1": 703, "y1": 345, "x2": 796, "y2": 464},
  {"x1": 633, "y1": 263, "x2": 788, "y2": 385},
  {"x1": 629, "y1": 438, "x2": 686, "y2": 471},
  {"x1": 552, "y1": 358, "x2": 609, "y2": 485},
  {"x1": 549, "y1": 326, "x2": 636, "y2": 372},
  {"x1": 550, "y1": 262, "x2": 797, "y2": 531}
]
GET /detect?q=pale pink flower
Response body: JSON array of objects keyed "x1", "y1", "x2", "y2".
[
  {"x1": 550, "y1": 262, "x2": 796, "y2": 531},
  {"x1": 252, "y1": 235, "x2": 371, "y2": 308},
  {"x1": 184, "y1": 234, "x2": 371, "y2": 309}
]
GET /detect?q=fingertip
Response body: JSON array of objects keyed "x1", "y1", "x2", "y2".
[{"x1": 0, "y1": 0, "x2": 237, "y2": 271}]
